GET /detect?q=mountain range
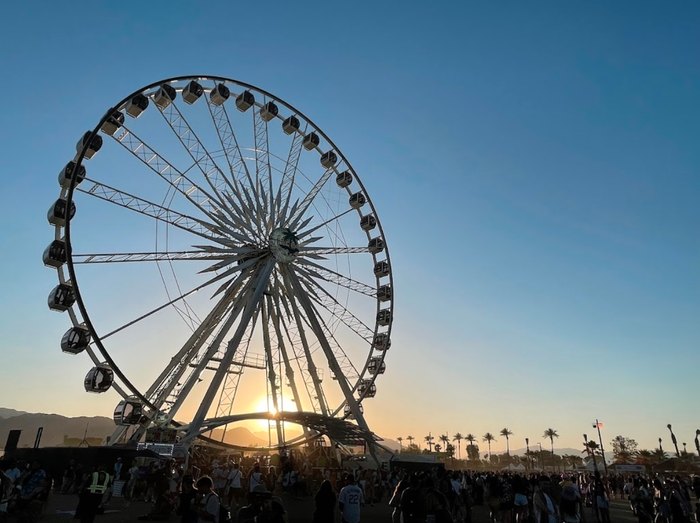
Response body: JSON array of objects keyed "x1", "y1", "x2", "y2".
[{"x1": 0, "y1": 408, "x2": 581, "y2": 456}]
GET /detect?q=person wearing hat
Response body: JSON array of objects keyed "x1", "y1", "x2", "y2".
[
  {"x1": 338, "y1": 474, "x2": 364, "y2": 523},
  {"x1": 237, "y1": 484, "x2": 285, "y2": 523},
  {"x1": 196, "y1": 475, "x2": 220, "y2": 522}
]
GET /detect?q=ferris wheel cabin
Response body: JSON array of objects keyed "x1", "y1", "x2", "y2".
[
  {"x1": 343, "y1": 403, "x2": 364, "y2": 419},
  {"x1": 125, "y1": 94, "x2": 149, "y2": 118},
  {"x1": 84, "y1": 364, "x2": 114, "y2": 393},
  {"x1": 48, "y1": 283, "x2": 75, "y2": 312},
  {"x1": 374, "y1": 261, "x2": 390, "y2": 278},
  {"x1": 358, "y1": 380, "x2": 377, "y2": 398},
  {"x1": 282, "y1": 115, "x2": 300, "y2": 134},
  {"x1": 113, "y1": 397, "x2": 144, "y2": 425},
  {"x1": 368, "y1": 357, "x2": 386, "y2": 375},
  {"x1": 47, "y1": 198, "x2": 76, "y2": 227},
  {"x1": 58, "y1": 161, "x2": 86, "y2": 189},
  {"x1": 376, "y1": 308, "x2": 392, "y2": 326},
  {"x1": 100, "y1": 110, "x2": 124, "y2": 136},
  {"x1": 236, "y1": 90, "x2": 255, "y2": 112},
  {"x1": 336, "y1": 170, "x2": 353, "y2": 188},
  {"x1": 43, "y1": 240, "x2": 67, "y2": 268},
  {"x1": 368, "y1": 237, "x2": 385, "y2": 254},
  {"x1": 320, "y1": 151, "x2": 338, "y2": 168},
  {"x1": 377, "y1": 284, "x2": 392, "y2": 302},
  {"x1": 303, "y1": 132, "x2": 320, "y2": 150},
  {"x1": 154, "y1": 84, "x2": 177, "y2": 109},
  {"x1": 75, "y1": 132, "x2": 103, "y2": 160},
  {"x1": 349, "y1": 192, "x2": 366, "y2": 209},
  {"x1": 260, "y1": 101, "x2": 279, "y2": 121},
  {"x1": 61, "y1": 325, "x2": 91, "y2": 355},
  {"x1": 209, "y1": 83, "x2": 230, "y2": 106},
  {"x1": 182, "y1": 80, "x2": 204, "y2": 104},
  {"x1": 373, "y1": 332, "x2": 391, "y2": 351}
]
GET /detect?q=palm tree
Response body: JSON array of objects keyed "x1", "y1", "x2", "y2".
[
  {"x1": 439, "y1": 434, "x2": 450, "y2": 453},
  {"x1": 543, "y1": 428, "x2": 559, "y2": 456},
  {"x1": 407, "y1": 435, "x2": 415, "y2": 448},
  {"x1": 397, "y1": 436, "x2": 403, "y2": 452},
  {"x1": 424, "y1": 433, "x2": 434, "y2": 452},
  {"x1": 453, "y1": 432, "x2": 464, "y2": 459},
  {"x1": 500, "y1": 428, "x2": 513, "y2": 455},
  {"x1": 483, "y1": 432, "x2": 496, "y2": 459}
]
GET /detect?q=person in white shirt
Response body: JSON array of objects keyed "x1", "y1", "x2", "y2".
[
  {"x1": 339, "y1": 474, "x2": 364, "y2": 523},
  {"x1": 226, "y1": 463, "x2": 243, "y2": 507},
  {"x1": 196, "y1": 475, "x2": 220, "y2": 523}
]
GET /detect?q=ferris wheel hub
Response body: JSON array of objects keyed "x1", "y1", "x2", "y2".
[{"x1": 269, "y1": 227, "x2": 299, "y2": 263}]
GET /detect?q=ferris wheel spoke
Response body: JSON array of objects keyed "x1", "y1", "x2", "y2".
[
  {"x1": 154, "y1": 97, "x2": 235, "y2": 211},
  {"x1": 295, "y1": 271, "x2": 375, "y2": 343},
  {"x1": 289, "y1": 271, "x2": 364, "y2": 383},
  {"x1": 298, "y1": 246, "x2": 371, "y2": 259},
  {"x1": 144, "y1": 275, "x2": 245, "y2": 406},
  {"x1": 77, "y1": 180, "x2": 223, "y2": 243},
  {"x1": 260, "y1": 300, "x2": 284, "y2": 443},
  {"x1": 72, "y1": 250, "x2": 235, "y2": 264},
  {"x1": 266, "y1": 293, "x2": 314, "y2": 419},
  {"x1": 296, "y1": 261, "x2": 377, "y2": 298},
  {"x1": 297, "y1": 208, "x2": 355, "y2": 240},
  {"x1": 287, "y1": 167, "x2": 337, "y2": 230},
  {"x1": 275, "y1": 122, "x2": 307, "y2": 228},
  {"x1": 283, "y1": 268, "x2": 368, "y2": 424},
  {"x1": 277, "y1": 277, "x2": 330, "y2": 415},
  {"x1": 111, "y1": 126, "x2": 229, "y2": 225},
  {"x1": 253, "y1": 101, "x2": 274, "y2": 232},
  {"x1": 99, "y1": 259, "x2": 256, "y2": 341},
  {"x1": 183, "y1": 258, "x2": 276, "y2": 443}
]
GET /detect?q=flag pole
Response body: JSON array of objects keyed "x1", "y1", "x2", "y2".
[{"x1": 595, "y1": 419, "x2": 608, "y2": 475}]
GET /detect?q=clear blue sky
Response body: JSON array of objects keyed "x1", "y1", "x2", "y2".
[{"x1": 0, "y1": 1, "x2": 698, "y2": 453}]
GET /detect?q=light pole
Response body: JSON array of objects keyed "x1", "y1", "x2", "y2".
[
  {"x1": 667, "y1": 424, "x2": 680, "y2": 457},
  {"x1": 594, "y1": 420, "x2": 608, "y2": 475},
  {"x1": 525, "y1": 437, "x2": 530, "y2": 470}
]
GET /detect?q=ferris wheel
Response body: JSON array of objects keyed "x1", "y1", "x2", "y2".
[{"x1": 44, "y1": 76, "x2": 393, "y2": 451}]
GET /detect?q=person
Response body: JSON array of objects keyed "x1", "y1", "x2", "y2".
[
  {"x1": 176, "y1": 475, "x2": 198, "y2": 523},
  {"x1": 0, "y1": 461, "x2": 13, "y2": 517},
  {"x1": 248, "y1": 463, "x2": 265, "y2": 493},
  {"x1": 313, "y1": 479, "x2": 336, "y2": 523},
  {"x1": 196, "y1": 476, "x2": 220, "y2": 523},
  {"x1": 237, "y1": 484, "x2": 285, "y2": 523},
  {"x1": 226, "y1": 463, "x2": 243, "y2": 508},
  {"x1": 533, "y1": 477, "x2": 558, "y2": 523},
  {"x1": 388, "y1": 480, "x2": 406, "y2": 523},
  {"x1": 113, "y1": 457, "x2": 123, "y2": 481},
  {"x1": 338, "y1": 474, "x2": 364, "y2": 523},
  {"x1": 559, "y1": 477, "x2": 582, "y2": 523},
  {"x1": 78, "y1": 463, "x2": 110, "y2": 523},
  {"x1": 401, "y1": 475, "x2": 426, "y2": 523}
]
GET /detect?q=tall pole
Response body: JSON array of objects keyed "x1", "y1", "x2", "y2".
[
  {"x1": 595, "y1": 419, "x2": 608, "y2": 475},
  {"x1": 695, "y1": 430, "x2": 699, "y2": 457},
  {"x1": 525, "y1": 438, "x2": 530, "y2": 471},
  {"x1": 667, "y1": 424, "x2": 681, "y2": 457}
]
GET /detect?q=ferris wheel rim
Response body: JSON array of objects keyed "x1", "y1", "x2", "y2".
[{"x1": 55, "y1": 75, "x2": 394, "y2": 449}]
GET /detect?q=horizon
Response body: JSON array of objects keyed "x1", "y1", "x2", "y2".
[{"x1": 0, "y1": 2, "x2": 698, "y2": 455}]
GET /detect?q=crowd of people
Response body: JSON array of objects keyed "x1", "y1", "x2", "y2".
[
  {"x1": 2, "y1": 451, "x2": 699, "y2": 523},
  {"x1": 386, "y1": 468, "x2": 700, "y2": 523}
]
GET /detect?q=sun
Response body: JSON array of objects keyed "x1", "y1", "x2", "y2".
[{"x1": 252, "y1": 396, "x2": 298, "y2": 431}]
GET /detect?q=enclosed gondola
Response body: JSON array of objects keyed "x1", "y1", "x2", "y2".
[
  {"x1": 182, "y1": 80, "x2": 204, "y2": 104},
  {"x1": 235, "y1": 90, "x2": 255, "y2": 111},
  {"x1": 61, "y1": 325, "x2": 91, "y2": 354},
  {"x1": 58, "y1": 161, "x2": 86, "y2": 189},
  {"x1": 43, "y1": 240, "x2": 67, "y2": 268},
  {"x1": 209, "y1": 83, "x2": 230, "y2": 106},
  {"x1": 113, "y1": 397, "x2": 144, "y2": 425},
  {"x1": 47, "y1": 198, "x2": 76, "y2": 226},
  {"x1": 48, "y1": 283, "x2": 75, "y2": 312},
  {"x1": 75, "y1": 132, "x2": 103, "y2": 159},
  {"x1": 84, "y1": 364, "x2": 114, "y2": 393},
  {"x1": 125, "y1": 94, "x2": 149, "y2": 118},
  {"x1": 154, "y1": 84, "x2": 177, "y2": 109}
]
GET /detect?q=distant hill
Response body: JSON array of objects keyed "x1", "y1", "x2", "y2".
[
  {"x1": 0, "y1": 408, "x2": 288, "y2": 449},
  {"x1": 0, "y1": 408, "x2": 28, "y2": 419},
  {"x1": 0, "y1": 413, "x2": 114, "y2": 448}
]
